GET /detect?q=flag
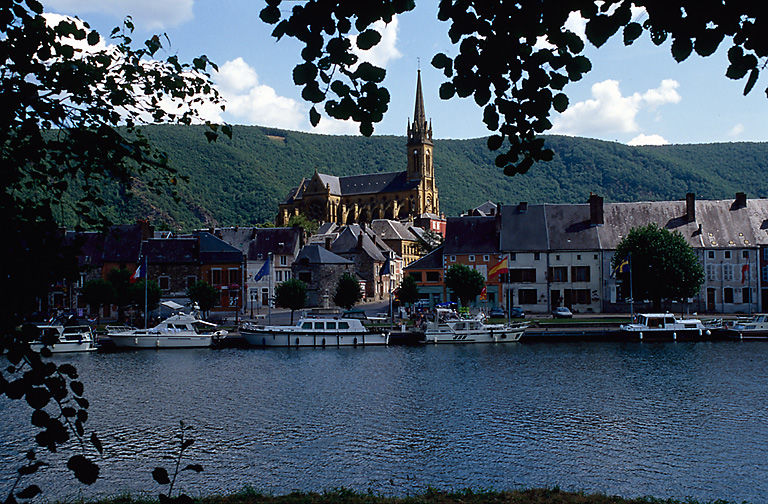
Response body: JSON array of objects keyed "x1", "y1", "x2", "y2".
[
  {"x1": 742, "y1": 264, "x2": 750, "y2": 284},
  {"x1": 488, "y1": 257, "x2": 509, "y2": 278},
  {"x1": 380, "y1": 258, "x2": 391, "y2": 277},
  {"x1": 253, "y1": 257, "x2": 270, "y2": 282},
  {"x1": 129, "y1": 261, "x2": 145, "y2": 283}
]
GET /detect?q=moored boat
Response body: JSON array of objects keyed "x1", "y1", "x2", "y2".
[
  {"x1": 424, "y1": 308, "x2": 526, "y2": 344},
  {"x1": 106, "y1": 312, "x2": 227, "y2": 349},
  {"x1": 717, "y1": 314, "x2": 768, "y2": 340},
  {"x1": 619, "y1": 313, "x2": 713, "y2": 341},
  {"x1": 240, "y1": 316, "x2": 388, "y2": 348},
  {"x1": 31, "y1": 323, "x2": 97, "y2": 353}
]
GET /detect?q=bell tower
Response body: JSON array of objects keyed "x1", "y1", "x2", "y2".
[{"x1": 406, "y1": 70, "x2": 438, "y2": 214}]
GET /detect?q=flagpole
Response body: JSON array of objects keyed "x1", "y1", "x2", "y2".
[
  {"x1": 628, "y1": 253, "x2": 634, "y2": 318},
  {"x1": 268, "y1": 252, "x2": 272, "y2": 325},
  {"x1": 144, "y1": 255, "x2": 148, "y2": 329}
]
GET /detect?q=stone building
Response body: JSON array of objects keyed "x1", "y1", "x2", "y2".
[
  {"x1": 291, "y1": 244, "x2": 355, "y2": 307},
  {"x1": 276, "y1": 70, "x2": 439, "y2": 226}
]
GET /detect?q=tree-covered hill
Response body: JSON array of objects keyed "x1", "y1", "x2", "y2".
[{"x1": 64, "y1": 124, "x2": 768, "y2": 230}]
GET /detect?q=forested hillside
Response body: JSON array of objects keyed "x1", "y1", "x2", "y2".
[{"x1": 61, "y1": 124, "x2": 768, "y2": 230}]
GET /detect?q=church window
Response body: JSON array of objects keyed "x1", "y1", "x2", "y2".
[{"x1": 469, "y1": 255, "x2": 475, "y2": 262}]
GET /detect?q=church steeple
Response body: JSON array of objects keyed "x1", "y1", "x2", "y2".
[{"x1": 407, "y1": 69, "x2": 433, "y2": 146}]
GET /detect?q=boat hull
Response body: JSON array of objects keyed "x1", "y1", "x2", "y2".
[
  {"x1": 618, "y1": 328, "x2": 715, "y2": 341},
  {"x1": 30, "y1": 340, "x2": 97, "y2": 353},
  {"x1": 425, "y1": 327, "x2": 524, "y2": 344},
  {"x1": 241, "y1": 329, "x2": 387, "y2": 348},
  {"x1": 107, "y1": 334, "x2": 214, "y2": 349}
]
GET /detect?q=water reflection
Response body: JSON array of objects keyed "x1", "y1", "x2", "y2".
[{"x1": 2, "y1": 342, "x2": 768, "y2": 502}]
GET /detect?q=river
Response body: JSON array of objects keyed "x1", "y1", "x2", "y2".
[{"x1": 2, "y1": 342, "x2": 767, "y2": 502}]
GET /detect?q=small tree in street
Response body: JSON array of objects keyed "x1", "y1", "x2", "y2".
[
  {"x1": 106, "y1": 268, "x2": 133, "y2": 322},
  {"x1": 445, "y1": 264, "x2": 485, "y2": 308},
  {"x1": 613, "y1": 223, "x2": 705, "y2": 311},
  {"x1": 80, "y1": 279, "x2": 116, "y2": 325},
  {"x1": 397, "y1": 275, "x2": 420, "y2": 309},
  {"x1": 275, "y1": 279, "x2": 307, "y2": 324},
  {"x1": 333, "y1": 273, "x2": 362, "y2": 310},
  {"x1": 187, "y1": 281, "x2": 219, "y2": 318}
]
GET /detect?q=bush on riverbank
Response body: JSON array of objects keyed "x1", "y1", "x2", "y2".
[{"x1": 73, "y1": 488, "x2": 736, "y2": 504}]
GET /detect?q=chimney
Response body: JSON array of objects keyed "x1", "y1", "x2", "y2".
[
  {"x1": 686, "y1": 192, "x2": 696, "y2": 222},
  {"x1": 357, "y1": 232, "x2": 364, "y2": 249},
  {"x1": 735, "y1": 192, "x2": 747, "y2": 208},
  {"x1": 589, "y1": 193, "x2": 604, "y2": 226},
  {"x1": 518, "y1": 202, "x2": 528, "y2": 213},
  {"x1": 324, "y1": 237, "x2": 332, "y2": 250}
]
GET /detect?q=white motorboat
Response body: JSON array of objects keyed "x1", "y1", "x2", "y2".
[
  {"x1": 424, "y1": 308, "x2": 526, "y2": 344},
  {"x1": 719, "y1": 314, "x2": 768, "y2": 340},
  {"x1": 619, "y1": 313, "x2": 712, "y2": 341},
  {"x1": 240, "y1": 316, "x2": 388, "y2": 348},
  {"x1": 31, "y1": 324, "x2": 97, "y2": 353},
  {"x1": 106, "y1": 312, "x2": 227, "y2": 349}
]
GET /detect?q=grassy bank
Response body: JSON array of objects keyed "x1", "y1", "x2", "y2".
[{"x1": 82, "y1": 488, "x2": 735, "y2": 504}]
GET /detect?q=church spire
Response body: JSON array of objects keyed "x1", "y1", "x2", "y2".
[{"x1": 408, "y1": 69, "x2": 432, "y2": 146}]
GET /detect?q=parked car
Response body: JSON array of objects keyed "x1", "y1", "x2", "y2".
[
  {"x1": 552, "y1": 306, "x2": 573, "y2": 318},
  {"x1": 489, "y1": 307, "x2": 506, "y2": 318},
  {"x1": 509, "y1": 306, "x2": 525, "y2": 318}
]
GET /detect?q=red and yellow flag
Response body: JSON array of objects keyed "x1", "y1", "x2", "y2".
[{"x1": 488, "y1": 257, "x2": 509, "y2": 278}]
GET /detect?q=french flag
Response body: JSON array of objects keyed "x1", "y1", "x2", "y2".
[{"x1": 130, "y1": 262, "x2": 146, "y2": 283}]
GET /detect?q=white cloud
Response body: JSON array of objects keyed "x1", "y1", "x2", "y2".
[
  {"x1": 350, "y1": 18, "x2": 402, "y2": 68},
  {"x1": 45, "y1": 0, "x2": 194, "y2": 29},
  {"x1": 313, "y1": 117, "x2": 359, "y2": 135},
  {"x1": 628, "y1": 134, "x2": 669, "y2": 146},
  {"x1": 729, "y1": 123, "x2": 745, "y2": 137},
  {"x1": 552, "y1": 79, "x2": 681, "y2": 136}
]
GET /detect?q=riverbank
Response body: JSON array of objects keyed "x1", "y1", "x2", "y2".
[{"x1": 73, "y1": 488, "x2": 739, "y2": 504}]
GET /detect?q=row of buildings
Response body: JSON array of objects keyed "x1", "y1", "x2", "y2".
[{"x1": 407, "y1": 193, "x2": 768, "y2": 314}]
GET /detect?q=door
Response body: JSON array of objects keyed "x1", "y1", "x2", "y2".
[
  {"x1": 707, "y1": 288, "x2": 716, "y2": 312},
  {"x1": 551, "y1": 290, "x2": 561, "y2": 310}
]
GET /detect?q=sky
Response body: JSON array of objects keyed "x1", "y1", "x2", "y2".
[{"x1": 41, "y1": 0, "x2": 768, "y2": 146}]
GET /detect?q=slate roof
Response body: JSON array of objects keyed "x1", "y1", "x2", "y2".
[
  {"x1": 194, "y1": 231, "x2": 244, "y2": 264},
  {"x1": 284, "y1": 171, "x2": 419, "y2": 203},
  {"x1": 295, "y1": 244, "x2": 353, "y2": 265},
  {"x1": 102, "y1": 224, "x2": 144, "y2": 263},
  {"x1": 64, "y1": 231, "x2": 105, "y2": 268},
  {"x1": 213, "y1": 227, "x2": 300, "y2": 261},
  {"x1": 545, "y1": 204, "x2": 601, "y2": 250},
  {"x1": 144, "y1": 238, "x2": 198, "y2": 264},
  {"x1": 331, "y1": 226, "x2": 386, "y2": 262},
  {"x1": 499, "y1": 204, "x2": 547, "y2": 251},
  {"x1": 370, "y1": 219, "x2": 418, "y2": 241},
  {"x1": 472, "y1": 201, "x2": 498, "y2": 216},
  {"x1": 443, "y1": 216, "x2": 499, "y2": 254},
  {"x1": 404, "y1": 245, "x2": 444, "y2": 270}
]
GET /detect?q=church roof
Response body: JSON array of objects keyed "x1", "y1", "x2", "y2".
[{"x1": 339, "y1": 171, "x2": 418, "y2": 196}]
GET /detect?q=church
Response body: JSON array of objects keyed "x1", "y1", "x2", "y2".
[{"x1": 276, "y1": 71, "x2": 440, "y2": 226}]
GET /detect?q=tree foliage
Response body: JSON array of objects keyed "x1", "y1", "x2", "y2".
[
  {"x1": 397, "y1": 275, "x2": 420, "y2": 307},
  {"x1": 274, "y1": 278, "x2": 308, "y2": 323},
  {"x1": 445, "y1": 264, "x2": 485, "y2": 307},
  {"x1": 129, "y1": 279, "x2": 162, "y2": 313},
  {"x1": 261, "y1": 0, "x2": 767, "y2": 174},
  {"x1": 288, "y1": 213, "x2": 320, "y2": 237},
  {"x1": 187, "y1": 281, "x2": 219, "y2": 317},
  {"x1": 612, "y1": 223, "x2": 705, "y2": 310},
  {"x1": 333, "y1": 272, "x2": 362, "y2": 310},
  {"x1": 80, "y1": 279, "x2": 116, "y2": 322}
]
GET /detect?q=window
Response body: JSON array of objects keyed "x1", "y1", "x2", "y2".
[
  {"x1": 549, "y1": 267, "x2": 568, "y2": 282},
  {"x1": 211, "y1": 269, "x2": 222, "y2": 285},
  {"x1": 410, "y1": 271, "x2": 423, "y2": 282},
  {"x1": 450, "y1": 255, "x2": 456, "y2": 261},
  {"x1": 228, "y1": 268, "x2": 240, "y2": 285},
  {"x1": 594, "y1": 254, "x2": 598, "y2": 260},
  {"x1": 518, "y1": 289, "x2": 537, "y2": 304},
  {"x1": 327, "y1": 322, "x2": 337, "y2": 329},
  {"x1": 186, "y1": 276, "x2": 197, "y2": 290},
  {"x1": 469, "y1": 255, "x2": 475, "y2": 262},
  {"x1": 724, "y1": 287, "x2": 734, "y2": 304},
  {"x1": 576, "y1": 254, "x2": 581, "y2": 260},
  {"x1": 534, "y1": 252, "x2": 540, "y2": 260},
  {"x1": 764, "y1": 248, "x2": 768, "y2": 260},
  {"x1": 743, "y1": 250, "x2": 749, "y2": 259},
  {"x1": 556, "y1": 255, "x2": 560, "y2": 261},
  {"x1": 763, "y1": 265, "x2": 768, "y2": 282},
  {"x1": 572, "y1": 266, "x2": 591, "y2": 282},
  {"x1": 158, "y1": 276, "x2": 170, "y2": 291},
  {"x1": 509, "y1": 269, "x2": 536, "y2": 283},
  {"x1": 426, "y1": 271, "x2": 440, "y2": 282},
  {"x1": 574, "y1": 289, "x2": 590, "y2": 304},
  {"x1": 723, "y1": 264, "x2": 734, "y2": 281},
  {"x1": 483, "y1": 255, "x2": 489, "y2": 262},
  {"x1": 743, "y1": 287, "x2": 751, "y2": 303},
  {"x1": 707, "y1": 264, "x2": 718, "y2": 281},
  {"x1": 338, "y1": 322, "x2": 349, "y2": 329},
  {"x1": 298, "y1": 272, "x2": 311, "y2": 283},
  {"x1": 708, "y1": 251, "x2": 715, "y2": 259},
  {"x1": 725, "y1": 251, "x2": 731, "y2": 259},
  {"x1": 276, "y1": 270, "x2": 283, "y2": 282},
  {"x1": 280, "y1": 255, "x2": 287, "y2": 266},
  {"x1": 510, "y1": 253, "x2": 516, "y2": 261}
]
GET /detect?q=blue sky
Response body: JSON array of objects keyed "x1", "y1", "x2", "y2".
[{"x1": 43, "y1": 0, "x2": 768, "y2": 145}]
